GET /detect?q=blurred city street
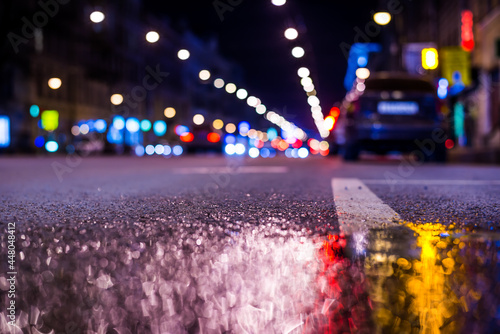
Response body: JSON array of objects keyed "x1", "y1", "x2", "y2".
[{"x1": 1, "y1": 0, "x2": 500, "y2": 333}]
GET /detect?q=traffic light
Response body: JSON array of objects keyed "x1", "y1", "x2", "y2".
[{"x1": 422, "y1": 48, "x2": 438, "y2": 70}]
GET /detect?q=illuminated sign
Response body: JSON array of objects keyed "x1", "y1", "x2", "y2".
[
  {"x1": 422, "y1": 48, "x2": 438, "y2": 70},
  {"x1": 461, "y1": 10, "x2": 474, "y2": 52},
  {"x1": 441, "y1": 46, "x2": 471, "y2": 88},
  {"x1": 41, "y1": 110, "x2": 59, "y2": 131},
  {"x1": 0, "y1": 116, "x2": 10, "y2": 147}
]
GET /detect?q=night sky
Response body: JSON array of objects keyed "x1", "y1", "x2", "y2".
[{"x1": 146, "y1": 0, "x2": 374, "y2": 131}]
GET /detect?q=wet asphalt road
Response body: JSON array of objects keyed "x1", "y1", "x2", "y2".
[{"x1": 1, "y1": 155, "x2": 500, "y2": 333}]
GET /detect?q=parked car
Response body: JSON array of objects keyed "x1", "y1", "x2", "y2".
[{"x1": 334, "y1": 72, "x2": 446, "y2": 161}]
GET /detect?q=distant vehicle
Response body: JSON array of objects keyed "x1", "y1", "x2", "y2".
[
  {"x1": 334, "y1": 72, "x2": 446, "y2": 162},
  {"x1": 182, "y1": 124, "x2": 223, "y2": 154}
]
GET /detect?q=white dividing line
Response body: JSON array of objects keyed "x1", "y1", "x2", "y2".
[
  {"x1": 332, "y1": 178, "x2": 400, "y2": 232},
  {"x1": 362, "y1": 179, "x2": 500, "y2": 186},
  {"x1": 174, "y1": 166, "x2": 288, "y2": 174}
]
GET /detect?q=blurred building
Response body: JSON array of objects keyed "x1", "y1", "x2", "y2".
[
  {"x1": 0, "y1": 0, "x2": 250, "y2": 154},
  {"x1": 372, "y1": 0, "x2": 500, "y2": 150}
]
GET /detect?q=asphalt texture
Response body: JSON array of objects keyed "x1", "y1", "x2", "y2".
[{"x1": 1, "y1": 155, "x2": 500, "y2": 333}]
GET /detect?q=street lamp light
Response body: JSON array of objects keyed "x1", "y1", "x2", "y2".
[
  {"x1": 110, "y1": 94, "x2": 123, "y2": 105},
  {"x1": 236, "y1": 89, "x2": 248, "y2": 100},
  {"x1": 271, "y1": 0, "x2": 286, "y2": 6},
  {"x1": 193, "y1": 114, "x2": 205, "y2": 125},
  {"x1": 146, "y1": 31, "x2": 160, "y2": 43},
  {"x1": 355, "y1": 68, "x2": 370, "y2": 80},
  {"x1": 164, "y1": 107, "x2": 176, "y2": 118},
  {"x1": 297, "y1": 67, "x2": 310, "y2": 78},
  {"x1": 213, "y1": 78, "x2": 225, "y2": 89},
  {"x1": 90, "y1": 11, "x2": 105, "y2": 23},
  {"x1": 225, "y1": 83, "x2": 237, "y2": 94},
  {"x1": 199, "y1": 70, "x2": 211, "y2": 81},
  {"x1": 291, "y1": 46, "x2": 305, "y2": 58},
  {"x1": 48, "y1": 78, "x2": 62, "y2": 90},
  {"x1": 373, "y1": 12, "x2": 391, "y2": 25},
  {"x1": 177, "y1": 49, "x2": 190, "y2": 60},
  {"x1": 284, "y1": 28, "x2": 298, "y2": 40}
]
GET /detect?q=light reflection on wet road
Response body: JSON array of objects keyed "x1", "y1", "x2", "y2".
[
  {"x1": 2, "y1": 220, "x2": 500, "y2": 333},
  {"x1": 1, "y1": 157, "x2": 500, "y2": 333}
]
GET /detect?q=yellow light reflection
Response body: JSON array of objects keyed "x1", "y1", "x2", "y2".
[{"x1": 369, "y1": 222, "x2": 461, "y2": 333}]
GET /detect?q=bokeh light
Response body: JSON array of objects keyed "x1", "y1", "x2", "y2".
[
  {"x1": 34, "y1": 136, "x2": 44, "y2": 148},
  {"x1": 207, "y1": 132, "x2": 221, "y2": 143},
  {"x1": 177, "y1": 49, "x2": 190, "y2": 60},
  {"x1": 235, "y1": 143, "x2": 246, "y2": 155},
  {"x1": 134, "y1": 145, "x2": 145, "y2": 157},
  {"x1": 214, "y1": 78, "x2": 225, "y2": 89},
  {"x1": 249, "y1": 147, "x2": 260, "y2": 158},
  {"x1": 48, "y1": 78, "x2": 62, "y2": 90},
  {"x1": 298, "y1": 147, "x2": 309, "y2": 158},
  {"x1": 163, "y1": 145, "x2": 172, "y2": 156},
  {"x1": 199, "y1": 70, "x2": 211, "y2": 81},
  {"x1": 297, "y1": 67, "x2": 310, "y2": 78},
  {"x1": 301, "y1": 77, "x2": 313, "y2": 87},
  {"x1": 113, "y1": 116, "x2": 125, "y2": 130},
  {"x1": 238, "y1": 121, "x2": 250, "y2": 135},
  {"x1": 172, "y1": 145, "x2": 183, "y2": 156},
  {"x1": 94, "y1": 119, "x2": 107, "y2": 133},
  {"x1": 225, "y1": 144, "x2": 235, "y2": 155},
  {"x1": 291, "y1": 47, "x2": 305, "y2": 58},
  {"x1": 126, "y1": 118, "x2": 140, "y2": 132},
  {"x1": 153, "y1": 120, "x2": 167, "y2": 136},
  {"x1": 145, "y1": 145, "x2": 155, "y2": 155},
  {"x1": 225, "y1": 83, "x2": 237, "y2": 94},
  {"x1": 256, "y1": 104, "x2": 266, "y2": 115},
  {"x1": 180, "y1": 132, "x2": 194, "y2": 142},
  {"x1": 246, "y1": 96, "x2": 258, "y2": 107},
  {"x1": 71, "y1": 125, "x2": 80, "y2": 136},
  {"x1": 175, "y1": 125, "x2": 189, "y2": 136},
  {"x1": 193, "y1": 114, "x2": 205, "y2": 125},
  {"x1": 272, "y1": 0, "x2": 286, "y2": 6},
  {"x1": 284, "y1": 28, "x2": 298, "y2": 40},
  {"x1": 225, "y1": 123, "x2": 236, "y2": 133},
  {"x1": 30, "y1": 105, "x2": 40, "y2": 118},
  {"x1": 140, "y1": 119, "x2": 152, "y2": 132},
  {"x1": 236, "y1": 89, "x2": 248, "y2": 100},
  {"x1": 355, "y1": 68, "x2": 370, "y2": 80},
  {"x1": 41, "y1": 110, "x2": 59, "y2": 131},
  {"x1": 79, "y1": 124, "x2": 89, "y2": 135},
  {"x1": 373, "y1": 12, "x2": 391, "y2": 25},
  {"x1": 146, "y1": 31, "x2": 160, "y2": 43},
  {"x1": 155, "y1": 144, "x2": 165, "y2": 155},
  {"x1": 164, "y1": 107, "x2": 176, "y2": 118},
  {"x1": 90, "y1": 11, "x2": 105, "y2": 23},
  {"x1": 110, "y1": 94, "x2": 123, "y2": 105},
  {"x1": 213, "y1": 119, "x2": 224, "y2": 130},
  {"x1": 45, "y1": 141, "x2": 58, "y2": 152}
]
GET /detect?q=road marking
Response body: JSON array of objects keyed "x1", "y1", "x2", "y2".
[
  {"x1": 174, "y1": 166, "x2": 288, "y2": 174},
  {"x1": 362, "y1": 179, "x2": 500, "y2": 186},
  {"x1": 332, "y1": 178, "x2": 400, "y2": 232}
]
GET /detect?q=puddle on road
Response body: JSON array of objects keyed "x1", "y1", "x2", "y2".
[{"x1": 1, "y1": 221, "x2": 500, "y2": 333}]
